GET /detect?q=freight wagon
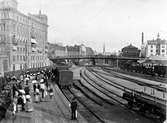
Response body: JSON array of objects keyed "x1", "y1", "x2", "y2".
[{"x1": 56, "y1": 70, "x2": 73, "y2": 89}]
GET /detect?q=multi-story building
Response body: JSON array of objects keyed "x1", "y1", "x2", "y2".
[
  {"x1": 48, "y1": 43, "x2": 94, "y2": 58},
  {"x1": 86, "y1": 47, "x2": 94, "y2": 56},
  {"x1": 146, "y1": 33, "x2": 167, "y2": 57},
  {"x1": 48, "y1": 43, "x2": 67, "y2": 58},
  {"x1": 0, "y1": 45, "x2": 9, "y2": 76},
  {"x1": 0, "y1": 0, "x2": 48, "y2": 71},
  {"x1": 66, "y1": 45, "x2": 80, "y2": 57},
  {"x1": 79, "y1": 44, "x2": 86, "y2": 56}
]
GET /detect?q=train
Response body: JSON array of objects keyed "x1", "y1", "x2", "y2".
[
  {"x1": 51, "y1": 66, "x2": 73, "y2": 89},
  {"x1": 119, "y1": 60, "x2": 167, "y2": 77},
  {"x1": 122, "y1": 90, "x2": 166, "y2": 122}
]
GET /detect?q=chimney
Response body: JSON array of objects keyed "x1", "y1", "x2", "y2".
[{"x1": 142, "y1": 32, "x2": 144, "y2": 45}]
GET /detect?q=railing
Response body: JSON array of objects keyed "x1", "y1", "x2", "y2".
[{"x1": 49, "y1": 55, "x2": 142, "y2": 60}]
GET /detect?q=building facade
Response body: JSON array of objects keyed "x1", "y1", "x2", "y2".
[
  {"x1": 66, "y1": 45, "x2": 80, "y2": 57},
  {"x1": 0, "y1": 0, "x2": 48, "y2": 71},
  {"x1": 0, "y1": 45, "x2": 9, "y2": 76},
  {"x1": 146, "y1": 33, "x2": 167, "y2": 57},
  {"x1": 86, "y1": 47, "x2": 94, "y2": 56},
  {"x1": 48, "y1": 43, "x2": 67, "y2": 58},
  {"x1": 121, "y1": 44, "x2": 140, "y2": 58}
]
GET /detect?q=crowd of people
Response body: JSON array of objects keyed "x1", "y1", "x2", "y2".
[
  {"x1": 2, "y1": 67, "x2": 78, "y2": 121},
  {"x1": 8, "y1": 70, "x2": 54, "y2": 116}
]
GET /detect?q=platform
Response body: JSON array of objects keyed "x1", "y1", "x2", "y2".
[{"x1": 1, "y1": 84, "x2": 88, "y2": 123}]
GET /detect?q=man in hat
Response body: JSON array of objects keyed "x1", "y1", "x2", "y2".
[{"x1": 70, "y1": 98, "x2": 78, "y2": 120}]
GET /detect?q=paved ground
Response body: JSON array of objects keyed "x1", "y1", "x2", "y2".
[{"x1": 1, "y1": 84, "x2": 88, "y2": 123}]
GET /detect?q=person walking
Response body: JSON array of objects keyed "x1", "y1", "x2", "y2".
[
  {"x1": 17, "y1": 94, "x2": 24, "y2": 111},
  {"x1": 48, "y1": 87, "x2": 54, "y2": 100},
  {"x1": 70, "y1": 98, "x2": 78, "y2": 120}
]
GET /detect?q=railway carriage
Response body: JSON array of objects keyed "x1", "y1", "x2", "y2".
[
  {"x1": 122, "y1": 90, "x2": 166, "y2": 122},
  {"x1": 120, "y1": 60, "x2": 167, "y2": 77}
]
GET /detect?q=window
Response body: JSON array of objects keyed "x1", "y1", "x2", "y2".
[
  {"x1": 17, "y1": 55, "x2": 19, "y2": 61},
  {"x1": 3, "y1": 60, "x2": 8, "y2": 72},
  {"x1": 161, "y1": 45, "x2": 165, "y2": 48},
  {"x1": 13, "y1": 56, "x2": 15, "y2": 62},
  {"x1": 23, "y1": 56, "x2": 25, "y2": 61},
  {"x1": 13, "y1": 64, "x2": 15, "y2": 71},
  {"x1": 20, "y1": 56, "x2": 22, "y2": 61},
  {"x1": 151, "y1": 50, "x2": 153, "y2": 52},
  {"x1": 151, "y1": 45, "x2": 153, "y2": 48},
  {"x1": 162, "y1": 49, "x2": 165, "y2": 53}
]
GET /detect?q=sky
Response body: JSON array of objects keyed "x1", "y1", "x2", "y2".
[{"x1": 17, "y1": 0, "x2": 167, "y2": 52}]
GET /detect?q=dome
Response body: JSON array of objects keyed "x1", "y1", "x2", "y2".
[
  {"x1": 0, "y1": 0, "x2": 18, "y2": 9},
  {"x1": 123, "y1": 44, "x2": 138, "y2": 50}
]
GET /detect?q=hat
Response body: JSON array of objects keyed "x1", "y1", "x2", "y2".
[
  {"x1": 40, "y1": 79, "x2": 44, "y2": 83},
  {"x1": 26, "y1": 95, "x2": 31, "y2": 99}
]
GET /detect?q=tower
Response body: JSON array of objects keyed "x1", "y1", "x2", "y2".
[
  {"x1": 157, "y1": 32, "x2": 160, "y2": 40},
  {"x1": 103, "y1": 43, "x2": 105, "y2": 55}
]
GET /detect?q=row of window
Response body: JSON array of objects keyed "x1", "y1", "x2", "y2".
[
  {"x1": 12, "y1": 63, "x2": 26, "y2": 71},
  {"x1": 17, "y1": 47, "x2": 26, "y2": 52},
  {"x1": 150, "y1": 45, "x2": 167, "y2": 49},
  {"x1": 30, "y1": 63, "x2": 44, "y2": 69},
  {"x1": 31, "y1": 56, "x2": 44, "y2": 61},
  {"x1": 13, "y1": 55, "x2": 44, "y2": 62},
  {"x1": 150, "y1": 54, "x2": 167, "y2": 57},
  {"x1": 0, "y1": 10, "x2": 29, "y2": 24},
  {"x1": 12, "y1": 62, "x2": 44, "y2": 71},
  {"x1": 150, "y1": 49, "x2": 167, "y2": 53},
  {"x1": 13, "y1": 55, "x2": 27, "y2": 62},
  {"x1": 0, "y1": 9, "x2": 47, "y2": 29}
]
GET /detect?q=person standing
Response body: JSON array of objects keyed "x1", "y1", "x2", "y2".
[{"x1": 70, "y1": 98, "x2": 78, "y2": 120}]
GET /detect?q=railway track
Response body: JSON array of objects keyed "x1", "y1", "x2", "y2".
[
  {"x1": 87, "y1": 67, "x2": 166, "y2": 105},
  {"x1": 52, "y1": 84, "x2": 77, "y2": 122},
  {"x1": 61, "y1": 85, "x2": 106, "y2": 123},
  {"x1": 85, "y1": 67, "x2": 165, "y2": 122},
  {"x1": 73, "y1": 81, "x2": 103, "y2": 106},
  {"x1": 81, "y1": 69, "x2": 127, "y2": 106},
  {"x1": 101, "y1": 67, "x2": 167, "y2": 92}
]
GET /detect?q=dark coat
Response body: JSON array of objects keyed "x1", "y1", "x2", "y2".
[
  {"x1": 17, "y1": 96, "x2": 24, "y2": 105},
  {"x1": 71, "y1": 101, "x2": 78, "y2": 111}
]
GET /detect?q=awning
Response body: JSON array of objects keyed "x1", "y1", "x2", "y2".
[
  {"x1": 31, "y1": 39, "x2": 37, "y2": 44},
  {"x1": 13, "y1": 46, "x2": 17, "y2": 51}
]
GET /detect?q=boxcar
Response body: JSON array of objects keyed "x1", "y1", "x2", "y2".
[{"x1": 57, "y1": 70, "x2": 73, "y2": 89}]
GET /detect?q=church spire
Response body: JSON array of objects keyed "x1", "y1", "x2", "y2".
[{"x1": 103, "y1": 43, "x2": 105, "y2": 55}]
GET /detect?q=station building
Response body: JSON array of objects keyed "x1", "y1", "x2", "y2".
[
  {"x1": 121, "y1": 44, "x2": 140, "y2": 58},
  {"x1": 0, "y1": 0, "x2": 48, "y2": 71}
]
